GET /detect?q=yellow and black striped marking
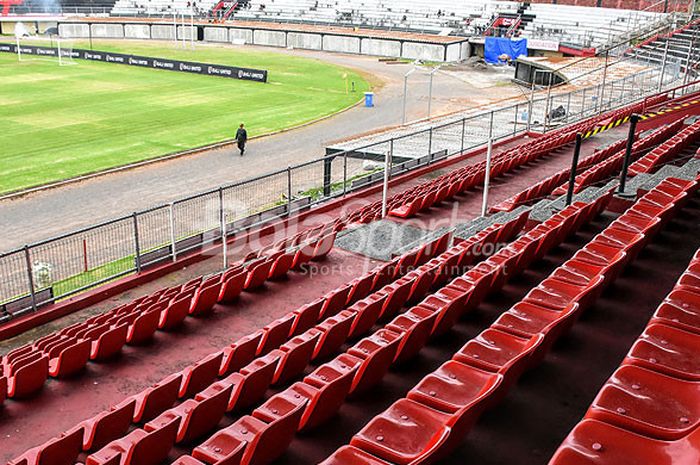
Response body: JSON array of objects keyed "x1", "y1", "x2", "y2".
[
  {"x1": 638, "y1": 99, "x2": 700, "y2": 121},
  {"x1": 582, "y1": 115, "x2": 630, "y2": 139}
]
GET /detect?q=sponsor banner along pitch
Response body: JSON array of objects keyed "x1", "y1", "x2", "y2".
[{"x1": 0, "y1": 42, "x2": 268, "y2": 82}]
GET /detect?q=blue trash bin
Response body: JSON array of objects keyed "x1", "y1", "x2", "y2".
[{"x1": 364, "y1": 92, "x2": 374, "y2": 108}]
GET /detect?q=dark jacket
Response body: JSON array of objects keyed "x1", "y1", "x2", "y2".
[{"x1": 236, "y1": 128, "x2": 248, "y2": 143}]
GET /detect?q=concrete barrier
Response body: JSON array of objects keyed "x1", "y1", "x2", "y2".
[
  {"x1": 177, "y1": 25, "x2": 196, "y2": 40},
  {"x1": 446, "y1": 42, "x2": 461, "y2": 62},
  {"x1": 58, "y1": 23, "x2": 90, "y2": 38},
  {"x1": 151, "y1": 24, "x2": 176, "y2": 40},
  {"x1": 91, "y1": 23, "x2": 124, "y2": 39},
  {"x1": 229, "y1": 28, "x2": 253, "y2": 44},
  {"x1": 287, "y1": 32, "x2": 322, "y2": 50},
  {"x1": 253, "y1": 29, "x2": 286, "y2": 47},
  {"x1": 204, "y1": 26, "x2": 228, "y2": 43},
  {"x1": 124, "y1": 23, "x2": 151, "y2": 39},
  {"x1": 361, "y1": 38, "x2": 401, "y2": 58},
  {"x1": 323, "y1": 35, "x2": 360, "y2": 54},
  {"x1": 402, "y1": 42, "x2": 445, "y2": 62}
]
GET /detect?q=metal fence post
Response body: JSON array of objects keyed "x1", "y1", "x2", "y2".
[
  {"x1": 513, "y1": 104, "x2": 518, "y2": 134},
  {"x1": 381, "y1": 140, "x2": 394, "y2": 218},
  {"x1": 23, "y1": 245, "x2": 37, "y2": 312},
  {"x1": 566, "y1": 134, "x2": 583, "y2": 206},
  {"x1": 598, "y1": 50, "x2": 609, "y2": 115},
  {"x1": 219, "y1": 188, "x2": 228, "y2": 269},
  {"x1": 460, "y1": 118, "x2": 466, "y2": 154},
  {"x1": 566, "y1": 92, "x2": 572, "y2": 123},
  {"x1": 581, "y1": 87, "x2": 587, "y2": 118},
  {"x1": 343, "y1": 152, "x2": 348, "y2": 196},
  {"x1": 287, "y1": 166, "x2": 293, "y2": 215},
  {"x1": 619, "y1": 114, "x2": 640, "y2": 195},
  {"x1": 428, "y1": 127, "x2": 433, "y2": 158},
  {"x1": 169, "y1": 202, "x2": 177, "y2": 262},
  {"x1": 132, "y1": 213, "x2": 142, "y2": 273}
]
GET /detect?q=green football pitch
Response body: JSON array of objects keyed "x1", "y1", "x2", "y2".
[{"x1": 0, "y1": 39, "x2": 371, "y2": 194}]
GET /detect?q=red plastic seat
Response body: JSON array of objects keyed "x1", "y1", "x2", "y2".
[
  {"x1": 48, "y1": 339, "x2": 91, "y2": 378},
  {"x1": 90, "y1": 323, "x2": 128, "y2": 361},
  {"x1": 268, "y1": 252, "x2": 295, "y2": 280},
  {"x1": 226, "y1": 351, "x2": 280, "y2": 411},
  {"x1": 350, "y1": 398, "x2": 451, "y2": 465},
  {"x1": 524, "y1": 276, "x2": 604, "y2": 313},
  {"x1": 549, "y1": 419, "x2": 700, "y2": 465},
  {"x1": 81, "y1": 399, "x2": 136, "y2": 451},
  {"x1": 7, "y1": 353, "x2": 49, "y2": 398},
  {"x1": 218, "y1": 270, "x2": 246, "y2": 303},
  {"x1": 289, "y1": 299, "x2": 323, "y2": 336},
  {"x1": 87, "y1": 417, "x2": 179, "y2": 465},
  {"x1": 387, "y1": 306, "x2": 439, "y2": 363},
  {"x1": 312, "y1": 310, "x2": 356, "y2": 360},
  {"x1": 190, "y1": 282, "x2": 222, "y2": 316},
  {"x1": 132, "y1": 373, "x2": 182, "y2": 423},
  {"x1": 653, "y1": 298, "x2": 700, "y2": 335},
  {"x1": 318, "y1": 446, "x2": 393, "y2": 465},
  {"x1": 585, "y1": 365, "x2": 700, "y2": 440},
  {"x1": 220, "y1": 331, "x2": 264, "y2": 376},
  {"x1": 146, "y1": 382, "x2": 232, "y2": 443},
  {"x1": 244, "y1": 258, "x2": 274, "y2": 290},
  {"x1": 379, "y1": 278, "x2": 414, "y2": 321},
  {"x1": 312, "y1": 232, "x2": 337, "y2": 260},
  {"x1": 420, "y1": 292, "x2": 467, "y2": 337},
  {"x1": 292, "y1": 353, "x2": 362, "y2": 430},
  {"x1": 348, "y1": 329, "x2": 401, "y2": 395},
  {"x1": 320, "y1": 285, "x2": 352, "y2": 320},
  {"x1": 127, "y1": 309, "x2": 160, "y2": 345},
  {"x1": 159, "y1": 296, "x2": 191, "y2": 330},
  {"x1": 624, "y1": 323, "x2": 700, "y2": 381},
  {"x1": 407, "y1": 361, "x2": 503, "y2": 437},
  {"x1": 179, "y1": 351, "x2": 224, "y2": 399},
  {"x1": 453, "y1": 328, "x2": 544, "y2": 389},
  {"x1": 348, "y1": 294, "x2": 387, "y2": 339},
  {"x1": 258, "y1": 313, "x2": 295, "y2": 355},
  {"x1": 171, "y1": 456, "x2": 206, "y2": 465},
  {"x1": 272, "y1": 329, "x2": 321, "y2": 386},
  {"x1": 347, "y1": 273, "x2": 376, "y2": 305},
  {"x1": 9, "y1": 427, "x2": 83, "y2": 465}
]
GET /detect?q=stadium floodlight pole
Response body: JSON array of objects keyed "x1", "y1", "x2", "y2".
[
  {"x1": 402, "y1": 67, "x2": 417, "y2": 125},
  {"x1": 618, "y1": 114, "x2": 639, "y2": 195},
  {"x1": 566, "y1": 134, "x2": 583, "y2": 206},
  {"x1": 427, "y1": 65, "x2": 442, "y2": 118},
  {"x1": 381, "y1": 139, "x2": 394, "y2": 218},
  {"x1": 481, "y1": 111, "x2": 494, "y2": 217}
]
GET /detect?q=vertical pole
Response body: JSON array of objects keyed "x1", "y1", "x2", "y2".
[
  {"x1": 402, "y1": 72, "x2": 409, "y2": 125},
  {"x1": 527, "y1": 75, "x2": 535, "y2": 131},
  {"x1": 287, "y1": 166, "x2": 293, "y2": 214},
  {"x1": 173, "y1": 12, "x2": 177, "y2": 45},
  {"x1": 566, "y1": 92, "x2": 572, "y2": 123},
  {"x1": 543, "y1": 72, "x2": 553, "y2": 133},
  {"x1": 428, "y1": 71, "x2": 434, "y2": 118},
  {"x1": 566, "y1": 134, "x2": 583, "y2": 206},
  {"x1": 89, "y1": 23, "x2": 93, "y2": 50},
  {"x1": 169, "y1": 202, "x2": 177, "y2": 262},
  {"x1": 132, "y1": 213, "x2": 142, "y2": 273},
  {"x1": 343, "y1": 153, "x2": 348, "y2": 196},
  {"x1": 381, "y1": 140, "x2": 393, "y2": 218},
  {"x1": 427, "y1": 127, "x2": 433, "y2": 158},
  {"x1": 513, "y1": 104, "x2": 518, "y2": 134},
  {"x1": 190, "y1": 12, "x2": 195, "y2": 50},
  {"x1": 598, "y1": 50, "x2": 609, "y2": 114},
  {"x1": 481, "y1": 114, "x2": 494, "y2": 217},
  {"x1": 659, "y1": 40, "x2": 670, "y2": 91},
  {"x1": 581, "y1": 87, "x2": 587, "y2": 118},
  {"x1": 684, "y1": 32, "x2": 694, "y2": 86},
  {"x1": 460, "y1": 117, "x2": 466, "y2": 154},
  {"x1": 23, "y1": 245, "x2": 37, "y2": 312},
  {"x1": 618, "y1": 114, "x2": 639, "y2": 195},
  {"x1": 219, "y1": 188, "x2": 228, "y2": 269}
]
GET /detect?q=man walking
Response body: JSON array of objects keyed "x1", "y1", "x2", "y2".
[{"x1": 235, "y1": 123, "x2": 248, "y2": 156}]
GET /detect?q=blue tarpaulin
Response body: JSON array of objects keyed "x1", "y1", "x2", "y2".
[{"x1": 484, "y1": 37, "x2": 527, "y2": 64}]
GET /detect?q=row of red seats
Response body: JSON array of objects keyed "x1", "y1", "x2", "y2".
[
  {"x1": 550, "y1": 245, "x2": 700, "y2": 464},
  {"x1": 551, "y1": 120, "x2": 683, "y2": 197},
  {"x1": 491, "y1": 138, "x2": 629, "y2": 212},
  {"x1": 628, "y1": 119, "x2": 700, "y2": 176},
  {"x1": 0, "y1": 228, "x2": 339, "y2": 401},
  {"x1": 321, "y1": 192, "x2": 616, "y2": 465},
  {"x1": 330, "y1": 174, "x2": 699, "y2": 465},
  {"x1": 5, "y1": 226, "x2": 470, "y2": 465},
  {"x1": 178, "y1": 199, "x2": 604, "y2": 465}
]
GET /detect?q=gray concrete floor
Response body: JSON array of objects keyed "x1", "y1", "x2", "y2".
[{"x1": 0, "y1": 43, "x2": 522, "y2": 251}]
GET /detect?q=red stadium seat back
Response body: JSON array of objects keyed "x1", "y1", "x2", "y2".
[
  {"x1": 127, "y1": 309, "x2": 160, "y2": 345},
  {"x1": 346, "y1": 273, "x2": 376, "y2": 306},
  {"x1": 192, "y1": 427, "x2": 246, "y2": 465},
  {"x1": 11, "y1": 426, "x2": 84, "y2": 465},
  {"x1": 132, "y1": 373, "x2": 182, "y2": 423},
  {"x1": 189, "y1": 282, "x2": 222, "y2": 316},
  {"x1": 7, "y1": 354, "x2": 49, "y2": 399},
  {"x1": 289, "y1": 299, "x2": 324, "y2": 336},
  {"x1": 218, "y1": 270, "x2": 246, "y2": 303},
  {"x1": 81, "y1": 399, "x2": 137, "y2": 451},
  {"x1": 348, "y1": 329, "x2": 402, "y2": 395},
  {"x1": 90, "y1": 324, "x2": 128, "y2": 362},
  {"x1": 348, "y1": 294, "x2": 387, "y2": 340},
  {"x1": 319, "y1": 284, "x2": 352, "y2": 320},
  {"x1": 258, "y1": 312, "x2": 296, "y2": 355},
  {"x1": 125, "y1": 417, "x2": 179, "y2": 465},
  {"x1": 387, "y1": 306, "x2": 439, "y2": 364},
  {"x1": 49, "y1": 339, "x2": 91, "y2": 378},
  {"x1": 624, "y1": 323, "x2": 700, "y2": 381},
  {"x1": 227, "y1": 351, "x2": 280, "y2": 412},
  {"x1": 312, "y1": 310, "x2": 356, "y2": 361},
  {"x1": 273, "y1": 329, "x2": 321, "y2": 386},
  {"x1": 159, "y1": 296, "x2": 191, "y2": 330},
  {"x1": 220, "y1": 330, "x2": 264, "y2": 376},
  {"x1": 244, "y1": 258, "x2": 274, "y2": 290},
  {"x1": 318, "y1": 446, "x2": 394, "y2": 465},
  {"x1": 179, "y1": 351, "x2": 225, "y2": 399}
]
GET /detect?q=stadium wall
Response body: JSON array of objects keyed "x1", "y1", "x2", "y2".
[{"x1": 56, "y1": 20, "x2": 469, "y2": 62}]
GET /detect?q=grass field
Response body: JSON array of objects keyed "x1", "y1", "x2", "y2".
[{"x1": 0, "y1": 39, "x2": 371, "y2": 194}]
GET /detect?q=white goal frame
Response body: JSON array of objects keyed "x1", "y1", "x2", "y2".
[{"x1": 15, "y1": 35, "x2": 78, "y2": 66}]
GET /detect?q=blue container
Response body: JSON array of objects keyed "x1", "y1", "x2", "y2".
[{"x1": 364, "y1": 92, "x2": 374, "y2": 108}]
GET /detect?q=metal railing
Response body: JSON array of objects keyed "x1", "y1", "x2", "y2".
[{"x1": 0, "y1": 51, "x2": 695, "y2": 323}]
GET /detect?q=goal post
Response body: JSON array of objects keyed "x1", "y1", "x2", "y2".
[{"x1": 14, "y1": 27, "x2": 78, "y2": 66}]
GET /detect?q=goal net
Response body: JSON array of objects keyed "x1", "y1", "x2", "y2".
[{"x1": 14, "y1": 24, "x2": 78, "y2": 66}]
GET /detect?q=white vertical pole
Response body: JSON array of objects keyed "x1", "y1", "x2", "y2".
[
  {"x1": 481, "y1": 112, "x2": 494, "y2": 217},
  {"x1": 173, "y1": 12, "x2": 178, "y2": 45},
  {"x1": 220, "y1": 188, "x2": 228, "y2": 269},
  {"x1": 191, "y1": 12, "x2": 195, "y2": 50},
  {"x1": 381, "y1": 140, "x2": 394, "y2": 218},
  {"x1": 16, "y1": 35, "x2": 21, "y2": 61},
  {"x1": 169, "y1": 203, "x2": 177, "y2": 262}
]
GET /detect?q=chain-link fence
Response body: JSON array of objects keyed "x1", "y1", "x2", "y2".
[{"x1": 1, "y1": 59, "x2": 696, "y2": 323}]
